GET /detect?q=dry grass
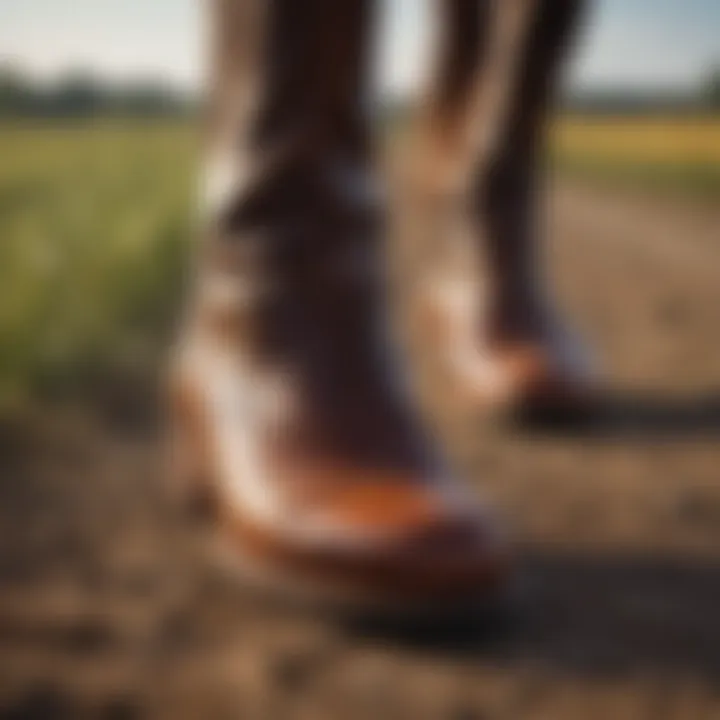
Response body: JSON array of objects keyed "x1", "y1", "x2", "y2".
[{"x1": 552, "y1": 116, "x2": 720, "y2": 195}]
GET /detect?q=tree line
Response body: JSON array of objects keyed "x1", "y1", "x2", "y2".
[
  {"x1": 0, "y1": 66, "x2": 195, "y2": 118},
  {"x1": 1, "y1": 63, "x2": 719, "y2": 119},
  {"x1": 566, "y1": 68, "x2": 720, "y2": 116}
]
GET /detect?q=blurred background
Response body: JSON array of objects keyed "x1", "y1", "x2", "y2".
[
  {"x1": 1, "y1": 1, "x2": 720, "y2": 718},
  {"x1": 1, "y1": 0, "x2": 719, "y2": 410}
]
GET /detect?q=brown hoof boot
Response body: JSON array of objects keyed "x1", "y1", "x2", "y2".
[
  {"x1": 414, "y1": 278, "x2": 600, "y2": 423},
  {"x1": 472, "y1": 341, "x2": 600, "y2": 426},
  {"x1": 168, "y1": 241, "x2": 510, "y2": 619}
]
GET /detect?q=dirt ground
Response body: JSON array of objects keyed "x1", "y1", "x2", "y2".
[{"x1": 1, "y1": 183, "x2": 720, "y2": 719}]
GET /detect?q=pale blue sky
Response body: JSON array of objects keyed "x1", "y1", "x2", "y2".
[{"x1": 1, "y1": 0, "x2": 718, "y2": 94}]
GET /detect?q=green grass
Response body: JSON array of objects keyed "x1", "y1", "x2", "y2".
[{"x1": 0, "y1": 121, "x2": 197, "y2": 408}]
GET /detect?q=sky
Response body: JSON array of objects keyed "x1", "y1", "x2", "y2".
[{"x1": 1, "y1": 0, "x2": 719, "y2": 95}]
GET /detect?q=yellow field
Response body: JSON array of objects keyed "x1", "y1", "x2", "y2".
[
  {"x1": 554, "y1": 116, "x2": 720, "y2": 164},
  {"x1": 551, "y1": 116, "x2": 720, "y2": 193}
]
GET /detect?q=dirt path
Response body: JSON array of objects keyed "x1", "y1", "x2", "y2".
[{"x1": 2, "y1": 185, "x2": 720, "y2": 719}]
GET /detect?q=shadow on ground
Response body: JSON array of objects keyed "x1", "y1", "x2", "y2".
[
  {"x1": 518, "y1": 392, "x2": 720, "y2": 440},
  {"x1": 365, "y1": 548, "x2": 720, "y2": 682}
]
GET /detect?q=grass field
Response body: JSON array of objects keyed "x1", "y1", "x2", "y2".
[
  {"x1": 1, "y1": 116, "x2": 719, "y2": 408},
  {"x1": 0, "y1": 122, "x2": 196, "y2": 407}
]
